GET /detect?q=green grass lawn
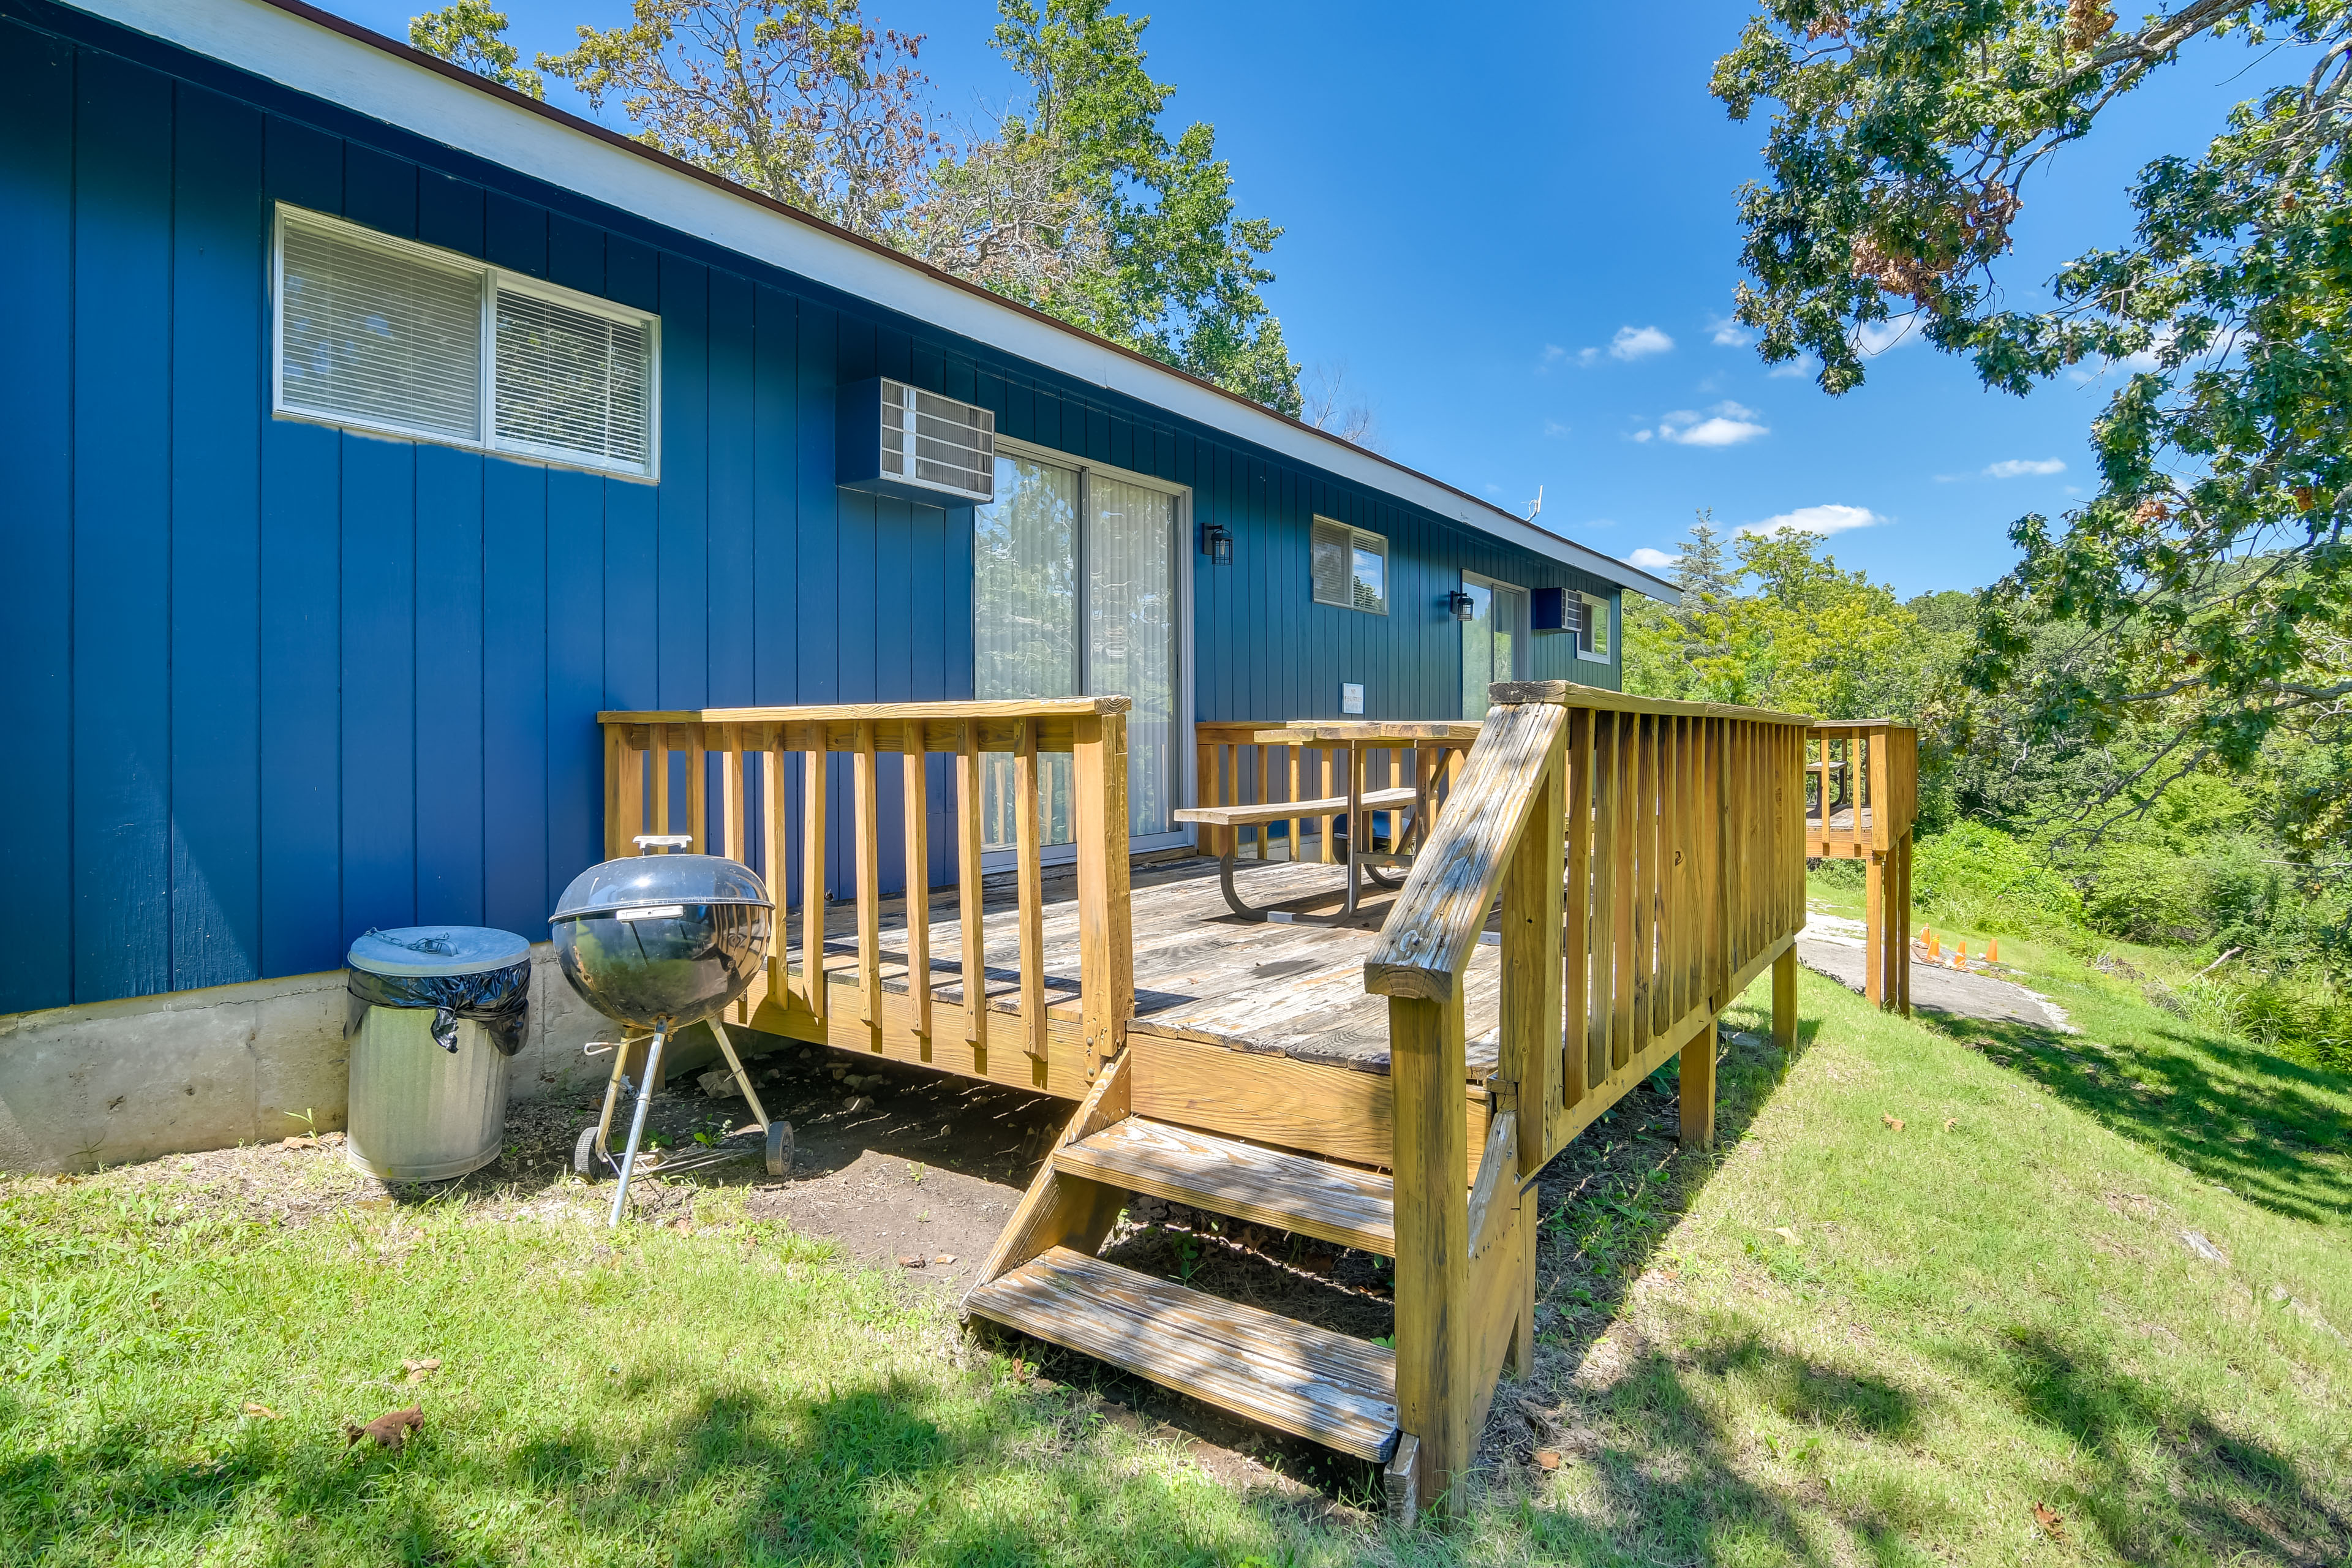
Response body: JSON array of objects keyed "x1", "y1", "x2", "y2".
[{"x1": 4, "y1": 930, "x2": 2348, "y2": 1565}]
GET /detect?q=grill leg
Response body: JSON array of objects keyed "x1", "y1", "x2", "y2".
[
  {"x1": 708, "y1": 1016, "x2": 772, "y2": 1133},
  {"x1": 607, "y1": 1021, "x2": 669, "y2": 1228}
]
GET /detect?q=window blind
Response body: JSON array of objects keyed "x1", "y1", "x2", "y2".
[
  {"x1": 493, "y1": 287, "x2": 652, "y2": 473},
  {"x1": 1311, "y1": 518, "x2": 1351, "y2": 606},
  {"x1": 279, "y1": 219, "x2": 483, "y2": 442}
]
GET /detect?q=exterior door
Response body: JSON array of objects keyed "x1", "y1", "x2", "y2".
[
  {"x1": 973, "y1": 449, "x2": 1180, "y2": 848},
  {"x1": 1461, "y1": 572, "x2": 1528, "y2": 718}
]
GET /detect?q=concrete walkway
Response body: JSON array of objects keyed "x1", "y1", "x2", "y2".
[{"x1": 1796, "y1": 913, "x2": 2073, "y2": 1031}]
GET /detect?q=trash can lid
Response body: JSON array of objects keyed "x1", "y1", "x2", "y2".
[{"x1": 349, "y1": 926, "x2": 532, "y2": 978}]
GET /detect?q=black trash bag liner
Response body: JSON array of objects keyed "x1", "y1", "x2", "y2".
[{"x1": 347, "y1": 961, "x2": 531, "y2": 1057}]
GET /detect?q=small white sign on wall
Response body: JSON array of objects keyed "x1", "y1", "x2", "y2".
[{"x1": 1341, "y1": 682, "x2": 1365, "y2": 715}]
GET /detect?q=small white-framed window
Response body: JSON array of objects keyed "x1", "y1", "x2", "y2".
[
  {"x1": 1310, "y1": 516, "x2": 1387, "y2": 613},
  {"x1": 1575, "y1": 590, "x2": 1613, "y2": 662},
  {"x1": 273, "y1": 204, "x2": 660, "y2": 480}
]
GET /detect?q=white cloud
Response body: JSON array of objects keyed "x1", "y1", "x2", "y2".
[
  {"x1": 1739, "y1": 503, "x2": 1884, "y2": 537},
  {"x1": 1985, "y1": 457, "x2": 2066, "y2": 478},
  {"x1": 1542, "y1": 418, "x2": 1570, "y2": 438},
  {"x1": 1851, "y1": 315, "x2": 1921, "y2": 357},
  {"x1": 1629, "y1": 428, "x2": 1654, "y2": 442},
  {"x1": 1653, "y1": 401, "x2": 1769, "y2": 447},
  {"x1": 1540, "y1": 344, "x2": 1567, "y2": 369},
  {"x1": 1628, "y1": 546, "x2": 1680, "y2": 571},
  {"x1": 1610, "y1": 325, "x2": 1675, "y2": 361},
  {"x1": 1766, "y1": 354, "x2": 1820, "y2": 379},
  {"x1": 1708, "y1": 314, "x2": 1752, "y2": 347},
  {"x1": 1577, "y1": 346, "x2": 1600, "y2": 367}
]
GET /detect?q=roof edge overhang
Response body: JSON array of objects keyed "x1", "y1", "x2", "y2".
[{"x1": 62, "y1": 0, "x2": 1682, "y2": 604}]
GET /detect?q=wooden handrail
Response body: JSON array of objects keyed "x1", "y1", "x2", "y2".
[
  {"x1": 600, "y1": 699, "x2": 1134, "y2": 1082},
  {"x1": 1804, "y1": 720, "x2": 1917, "y2": 1014},
  {"x1": 1370, "y1": 679, "x2": 1812, "y2": 1513}
]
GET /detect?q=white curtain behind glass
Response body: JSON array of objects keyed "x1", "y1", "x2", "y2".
[
  {"x1": 975, "y1": 454, "x2": 1079, "y2": 845},
  {"x1": 1087, "y1": 477, "x2": 1177, "y2": 837}
]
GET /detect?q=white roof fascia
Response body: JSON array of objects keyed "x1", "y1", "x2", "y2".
[{"x1": 68, "y1": 0, "x2": 1680, "y2": 604}]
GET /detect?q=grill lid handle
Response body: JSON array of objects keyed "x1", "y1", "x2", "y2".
[{"x1": 632, "y1": 834, "x2": 694, "y2": 856}]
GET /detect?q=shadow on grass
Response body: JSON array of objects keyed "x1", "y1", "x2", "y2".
[
  {"x1": 1918, "y1": 1012, "x2": 2352, "y2": 1227},
  {"x1": 1943, "y1": 1324, "x2": 2351, "y2": 1566},
  {"x1": 1, "y1": 1365, "x2": 1287, "y2": 1566}
]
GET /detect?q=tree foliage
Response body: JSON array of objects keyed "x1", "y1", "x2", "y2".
[
  {"x1": 1624, "y1": 516, "x2": 1940, "y2": 720},
  {"x1": 1713, "y1": 1, "x2": 2352, "y2": 818},
  {"x1": 410, "y1": 1, "x2": 545, "y2": 99},
  {"x1": 415, "y1": 0, "x2": 1302, "y2": 411}
]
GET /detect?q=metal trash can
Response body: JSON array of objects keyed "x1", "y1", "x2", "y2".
[{"x1": 345, "y1": 927, "x2": 532, "y2": 1182}]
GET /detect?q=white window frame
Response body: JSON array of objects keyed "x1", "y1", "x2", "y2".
[
  {"x1": 1311, "y1": 516, "x2": 1389, "y2": 614},
  {"x1": 270, "y1": 203, "x2": 662, "y2": 482},
  {"x1": 978, "y1": 435, "x2": 1195, "y2": 869},
  {"x1": 1576, "y1": 590, "x2": 1614, "y2": 663}
]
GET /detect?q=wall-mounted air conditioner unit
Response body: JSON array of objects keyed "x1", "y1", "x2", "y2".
[{"x1": 837, "y1": 377, "x2": 997, "y2": 504}]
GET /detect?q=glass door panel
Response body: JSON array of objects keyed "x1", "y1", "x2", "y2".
[
  {"x1": 1087, "y1": 476, "x2": 1177, "y2": 836},
  {"x1": 1461, "y1": 575, "x2": 1528, "y2": 718},
  {"x1": 974, "y1": 453, "x2": 1180, "y2": 848},
  {"x1": 976, "y1": 453, "x2": 1079, "y2": 845}
]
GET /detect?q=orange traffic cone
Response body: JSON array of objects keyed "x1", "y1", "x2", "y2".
[
  {"x1": 1955, "y1": 941, "x2": 1968, "y2": 967},
  {"x1": 1988, "y1": 938, "x2": 1999, "y2": 965}
]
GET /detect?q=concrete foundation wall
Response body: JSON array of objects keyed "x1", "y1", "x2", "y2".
[{"x1": 0, "y1": 945, "x2": 701, "y2": 1173}]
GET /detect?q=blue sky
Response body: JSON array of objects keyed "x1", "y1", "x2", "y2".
[{"x1": 336, "y1": 0, "x2": 2283, "y2": 597}]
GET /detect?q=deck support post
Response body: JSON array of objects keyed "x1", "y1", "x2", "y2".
[
  {"x1": 1383, "y1": 1433, "x2": 1422, "y2": 1528},
  {"x1": 1390, "y1": 990, "x2": 1469, "y2": 1515},
  {"x1": 1676, "y1": 1017, "x2": 1717, "y2": 1150},
  {"x1": 1072, "y1": 713, "x2": 1134, "y2": 1080},
  {"x1": 1771, "y1": 945, "x2": 1798, "y2": 1054}
]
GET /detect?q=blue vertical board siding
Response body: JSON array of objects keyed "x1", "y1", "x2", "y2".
[
  {"x1": 169, "y1": 85, "x2": 265, "y2": 990},
  {"x1": 71, "y1": 53, "x2": 173, "y2": 1003},
  {"x1": 483, "y1": 462, "x2": 549, "y2": 938},
  {"x1": 0, "y1": 20, "x2": 76, "y2": 1010},
  {"x1": 0, "y1": 1, "x2": 1645, "y2": 1012},
  {"x1": 339, "y1": 437, "x2": 418, "y2": 937},
  {"x1": 706, "y1": 270, "x2": 756, "y2": 707},
  {"x1": 657, "y1": 254, "x2": 709, "y2": 710},
  {"x1": 415, "y1": 446, "x2": 486, "y2": 925},
  {"x1": 342, "y1": 141, "x2": 415, "y2": 238},
  {"x1": 417, "y1": 167, "x2": 483, "y2": 256},
  {"x1": 545, "y1": 467, "x2": 606, "y2": 902}
]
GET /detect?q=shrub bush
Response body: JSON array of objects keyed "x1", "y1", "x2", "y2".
[{"x1": 1911, "y1": 820, "x2": 2084, "y2": 935}]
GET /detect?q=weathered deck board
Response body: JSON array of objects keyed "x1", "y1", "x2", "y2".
[
  {"x1": 772, "y1": 856, "x2": 1503, "y2": 1079},
  {"x1": 966, "y1": 1245, "x2": 1400, "y2": 1461}
]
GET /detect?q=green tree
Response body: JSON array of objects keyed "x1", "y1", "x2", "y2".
[
  {"x1": 955, "y1": 0, "x2": 1299, "y2": 410},
  {"x1": 411, "y1": 1, "x2": 545, "y2": 98},
  {"x1": 1713, "y1": 1, "x2": 2352, "y2": 815},
  {"x1": 538, "y1": 1, "x2": 935, "y2": 237}
]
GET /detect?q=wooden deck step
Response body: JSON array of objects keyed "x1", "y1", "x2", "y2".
[
  {"x1": 1055, "y1": 1117, "x2": 1396, "y2": 1256},
  {"x1": 965, "y1": 1246, "x2": 1400, "y2": 1462}
]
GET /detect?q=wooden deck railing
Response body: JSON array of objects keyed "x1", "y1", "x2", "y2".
[
  {"x1": 600, "y1": 698, "x2": 1135, "y2": 1084},
  {"x1": 1363, "y1": 682, "x2": 1811, "y2": 1511},
  {"x1": 1804, "y1": 720, "x2": 1918, "y2": 1015},
  {"x1": 1193, "y1": 722, "x2": 1471, "y2": 861}
]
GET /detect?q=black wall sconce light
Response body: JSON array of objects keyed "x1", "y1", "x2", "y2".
[
  {"x1": 1446, "y1": 588, "x2": 1476, "y2": 620},
  {"x1": 1203, "y1": 522, "x2": 1233, "y2": 565}
]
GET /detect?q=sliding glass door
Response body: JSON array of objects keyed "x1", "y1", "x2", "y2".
[
  {"x1": 1461, "y1": 572, "x2": 1529, "y2": 718},
  {"x1": 974, "y1": 450, "x2": 1180, "y2": 848}
]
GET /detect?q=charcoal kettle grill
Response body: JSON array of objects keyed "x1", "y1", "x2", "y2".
[{"x1": 551, "y1": 834, "x2": 791, "y2": 1226}]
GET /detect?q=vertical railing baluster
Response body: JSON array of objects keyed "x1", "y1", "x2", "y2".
[
  {"x1": 686, "y1": 723, "x2": 708, "y2": 855},
  {"x1": 1014, "y1": 717, "x2": 1047, "y2": 1063},
  {"x1": 760, "y1": 722, "x2": 785, "y2": 1011},
  {"x1": 853, "y1": 720, "x2": 883, "y2": 1044},
  {"x1": 955, "y1": 720, "x2": 988, "y2": 1063},
  {"x1": 903, "y1": 720, "x2": 932, "y2": 1054},
  {"x1": 722, "y1": 723, "x2": 745, "y2": 862},
  {"x1": 802, "y1": 740, "x2": 829, "y2": 1025}
]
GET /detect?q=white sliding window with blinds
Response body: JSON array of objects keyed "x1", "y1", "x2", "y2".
[
  {"x1": 1310, "y1": 516, "x2": 1387, "y2": 612},
  {"x1": 273, "y1": 205, "x2": 660, "y2": 480}
]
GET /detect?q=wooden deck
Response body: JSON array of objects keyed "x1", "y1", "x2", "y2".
[
  {"x1": 738, "y1": 854, "x2": 1501, "y2": 1082},
  {"x1": 603, "y1": 689, "x2": 1836, "y2": 1522}
]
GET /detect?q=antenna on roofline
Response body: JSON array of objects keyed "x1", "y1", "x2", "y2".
[{"x1": 1526, "y1": 485, "x2": 1544, "y2": 521}]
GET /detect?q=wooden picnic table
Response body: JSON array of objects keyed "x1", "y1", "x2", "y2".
[{"x1": 1175, "y1": 719, "x2": 1481, "y2": 920}]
